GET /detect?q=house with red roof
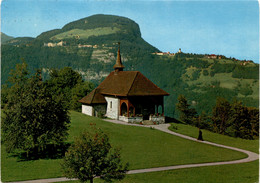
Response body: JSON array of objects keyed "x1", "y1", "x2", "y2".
[{"x1": 79, "y1": 43, "x2": 169, "y2": 123}]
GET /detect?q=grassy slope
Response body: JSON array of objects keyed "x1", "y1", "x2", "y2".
[
  {"x1": 1, "y1": 111, "x2": 247, "y2": 182},
  {"x1": 57, "y1": 121, "x2": 259, "y2": 183},
  {"x1": 60, "y1": 161, "x2": 258, "y2": 183},
  {"x1": 51, "y1": 27, "x2": 120, "y2": 40},
  {"x1": 185, "y1": 63, "x2": 259, "y2": 100},
  {"x1": 169, "y1": 123, "x2": 259, "y2": 153}
]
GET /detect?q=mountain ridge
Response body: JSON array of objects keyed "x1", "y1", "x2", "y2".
[
  {"x1": 1, "y1": 32, "x2": 15, "y2": 43},
  {"x1": 1, "y1": 14, "x2": 259, "y2": 117}
]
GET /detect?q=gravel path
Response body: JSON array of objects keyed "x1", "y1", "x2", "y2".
[{"x1": 7, "y1": 119, "x2": 259, "y2": 183}]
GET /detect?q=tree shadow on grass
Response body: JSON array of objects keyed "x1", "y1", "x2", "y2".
[
  {"x1": 165, "y1": 116, "x2": 183, "y2": 123},
  {"x1": 9, "y1": 142, "x2": 71, "y2": 161}
]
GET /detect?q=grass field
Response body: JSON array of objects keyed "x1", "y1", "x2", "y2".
[
  {"x1": 51, "y1": 27, "x2": 120, "y2": 40},
  {"x1": 56, "y1": 120, "x2": 259, "y2": 183},
  {"x1": 58, "y1": 161, "x2": 258, "y2": 183},
  {"x1": 168, "y1": 123, "x2": 259, "y2": 153},
  {"x1": 183, "y1": 62, "x2": 259, "y2": 99},
  {"x1": 1, "y1": 111, "x2": 248, "y2": 182}
]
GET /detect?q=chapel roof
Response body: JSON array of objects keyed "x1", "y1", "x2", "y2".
[
  {"x1": 98, "y1": 71, "x2": 169, "y2": 96},
  {"x1": 79, "y1": 88, "x2": 106, "y2": 104},
  {"x1": 79, "y1": 71, "x2": 169, "y2": 105}
]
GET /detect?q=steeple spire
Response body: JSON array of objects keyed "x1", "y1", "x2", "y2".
[{"x1": 113, "y1": 42, "x2": 124, "y2": 71}]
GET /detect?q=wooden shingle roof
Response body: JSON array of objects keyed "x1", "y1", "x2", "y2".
[
  {"x1": 79, "y1": 88, "x2": 106, "y2": 104},
  {"x1": 79, "y1": 70, "x2": 169, "y2": 105}
]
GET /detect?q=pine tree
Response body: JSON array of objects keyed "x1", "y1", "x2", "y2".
[{"x1": 176, "y1": 95, "x2": 197, "y2": 124}]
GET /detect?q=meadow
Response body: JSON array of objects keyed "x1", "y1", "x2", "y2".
[
  {"x1": 58, "y1": 161, "x2": 258, "y2": 183},
  {"x1": 1, "y1": 111, "x2": 252, "y2": 182},
  {"x1": 51, "y1": 27, "x2": 120, "y2": 40},
  {"x1": 55, "y1": 114, "x2": 259, "y2": 183}
]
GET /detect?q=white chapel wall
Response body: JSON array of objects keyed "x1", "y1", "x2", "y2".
[
  {"x1": 82, "y1": 104, "x2": 93, "y2": 116},
  {"x1": 105, "y1": 96, "x2": 119, "y2": 119}
]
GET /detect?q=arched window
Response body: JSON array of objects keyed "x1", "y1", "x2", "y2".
[
  {"x1": 110, "y1": 101, "x2": 112, "y2": 108},
  {"x1": 121, "y1": 102, "x2": 127, "y2": 116}
]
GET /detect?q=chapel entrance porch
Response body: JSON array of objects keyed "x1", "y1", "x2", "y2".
[{"x1": 119, "y1": 96, "x2": 165, "y2": 123}]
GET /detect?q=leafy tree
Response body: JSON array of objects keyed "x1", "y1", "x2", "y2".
[
  {"x1": 2, "y1": 63, "x2": 70, "y2": 155},
  {"x1": 176, "y1": 95, "x2": 197, "y2": 124},
  {"x1": 239, "y1": 84, "x2": 253, "y2": 97},
  {"x1": 47, "y1": 67, "x2": 83, "y2": 91},
  {"x1": 191, "y1": 69, "x2": 201, "y2": 81},
  {"x1": 232, "y1": 65, "x2": 259, "y2": 79},
  {"x1": 1, "y1": 84, "x2": 9, "y2": 108},
  {"x1": 227, "y1": 101, "x2": 252, "y2": 139},
  {"x1": 176, "y1": 95, "x2": 190, "y2": 123},
  {"x1": 46, "y1": 67, "x2": 94, "y2": 110},
  {"x1": 62, "y1": 126, "x2": 129, "y2": 183},
  {"x1": 248, "y1": 107, "x2": 259, "y2": 138},
  {"x1": 70, "y1": 81, "x2": 95, "y2": 111},
  {"x1": 202, "y1": 69, "x2": 209, "y2": 76},
  {"x1": 211, "y1": 97, "x2": 231, "y2": 134},
  {"x1": 210, "y1": 71, "x2": 215, "y2": 77},
  {"x1": 194, "y1": 111, "x2": 210, "y2": 130}
]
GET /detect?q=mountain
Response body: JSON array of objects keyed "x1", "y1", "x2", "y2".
[
  {"x1": 37, "y1": 14, "x2": 141, "y2": 41},
  {"x1": 3, "y1": 37, "x2": 35, "y2": 46},
  {"x1": 1, "y1": 14, "x2": 158, "y2": 84},
  {"x1": 1, "y1": 14, "x2": 259, "y2": 117},
  {"x1": 1, "y1": 32, "x2": 14, "y2": 43}
]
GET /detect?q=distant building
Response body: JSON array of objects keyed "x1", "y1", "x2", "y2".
[
  {"x1": 207, "y1": 54, "x2": 217, "y2": 59},
  {"x1": 57, "y1": 41, "x2": 65, "y2": 46},
  {"x1": 44, "y1": 43, "x2": 56, "y2": 47},
  {"x1": 44, "y1": 41, "x2": 65, "y2": 47},
  {"x1": 240, "y1": 60, "x2": 253, "y2": 66},
  {"x1": 78, "y1": 44, "x2": 93, "y2": 48},
  {"x1": 154, "y1": 52, "x2": 164, "y2": 56},
  {"x1": 178, "y1": 48, "x2": 182, "y2": 53},
  {"x1": 153, "y1": 52, "x2": 175, "y2": 56}
]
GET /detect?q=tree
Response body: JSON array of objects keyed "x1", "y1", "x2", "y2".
[
  {"x1": 2, "y1": 63, "x2": 70, "y2": 155},
  {"x1": 248, "y1": 107, "x2": 259, "y2": 138},
  {"x1": 1, "y1": 84, "x2": 9, "y2": 108},
  {"x1": 48, "y1": 67, "x2": 83, "y2": 89},
  {"x1": 194, "y1": 111, "x2": 210, "y2": 130},
  {"x1": 46, "y1": 67, "x2": 94, "y2": 110},
  {"x1": 228, "y1": 101, "x2": 252, "y2": 139},
  {"x1": 239, "y1": 84, "x2": 253, "y2": 97},
  {"x1": 211, "y1": 97, "x2": 231, "y2": 134},
  {"x1": 176, "y1": 95, "x2": 197, "y2": 124},
  {"x1": 70, "y1": 81, "x2": 95, "y2": 111},
  {"x1": 62, "y1": 126, "x2": 129, "y2": 183}
]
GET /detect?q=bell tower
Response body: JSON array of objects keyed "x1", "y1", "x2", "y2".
[{"x1": 113, "y1": 42, "x2": 124, "y2": 72}]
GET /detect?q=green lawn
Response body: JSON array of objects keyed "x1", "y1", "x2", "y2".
[
  {"x1": 56, "y1": 121, "x2": 259, "y2": 183},
  {"x1": 58, "y1": 161, "x2": 258, "y2": 183},
  {"x1": 168, "y1": 123, "x2": 259, "y2": 153},
  {"x1": 0, "y1": 111, "x2": 252, "y2": 182}
]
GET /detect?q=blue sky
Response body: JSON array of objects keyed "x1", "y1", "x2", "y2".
[{"x1": 1, "y1": 0, "x2": 259, "y2": 63}]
